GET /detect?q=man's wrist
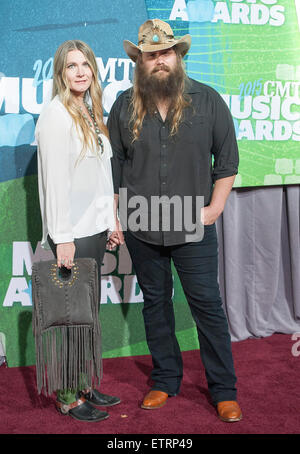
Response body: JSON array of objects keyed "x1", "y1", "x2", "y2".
[{"x1": 208, "y1": 202, "x2": 224, "y2": 217}]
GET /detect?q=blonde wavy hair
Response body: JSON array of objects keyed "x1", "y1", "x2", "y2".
[
  {"x1": 52, "y1": 40, "x2": 108, "y2": 159},
  {"x1": 130, "y1": 46, "x2": 191, "y2": 142}
]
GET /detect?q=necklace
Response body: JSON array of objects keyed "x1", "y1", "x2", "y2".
[{"x1": 80, "y1": 102, "x2": 104, "y2": 156}]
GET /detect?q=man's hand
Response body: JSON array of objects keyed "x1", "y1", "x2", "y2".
[
  {"x1": 107, "y1": 219, "x2": 125, "y2": 250},
  {"x1": 108, "y1": 194, "x2": 125, "y2": 250},
  {"x1": 201, "y1": 205, "x2": 222, "y2": 225},
  {"x1": 201, "y1": 175, "x2": 236, "y2": 225}
]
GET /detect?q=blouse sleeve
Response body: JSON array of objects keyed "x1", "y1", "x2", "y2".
[{"x1": 36, "y1": 104, "x2": 74, "y2": 244}]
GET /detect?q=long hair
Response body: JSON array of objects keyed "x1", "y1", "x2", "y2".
[
  {"x1": 130, "y1": 46, "x2": 191, "y2": 142},
  {"x1": 52, "y1": 40, "x2": 108, "y2": 160}
]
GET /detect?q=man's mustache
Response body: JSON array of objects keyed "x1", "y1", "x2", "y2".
[{"x1": 151, "y1": 64, "x2": 170, "y2": 74}]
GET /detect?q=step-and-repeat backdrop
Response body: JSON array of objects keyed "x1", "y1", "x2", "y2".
[{"x1": 1, "y1": 0, "x2": 299, "y2": 366}]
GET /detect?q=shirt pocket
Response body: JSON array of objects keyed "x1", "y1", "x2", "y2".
[
  {"x1": 182, "y1": 114, "x2": 206, "y2": 130},
  {"x1": 122, "y1": 125, "x2": 148, "y2": 160},
  {"x1": 181, "y1": 114, "x2": 211, "y2": 145}
]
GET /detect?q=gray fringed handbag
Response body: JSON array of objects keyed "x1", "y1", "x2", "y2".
[{"x1": 32, "y1": 258, "x2": 102, "y2": 396}]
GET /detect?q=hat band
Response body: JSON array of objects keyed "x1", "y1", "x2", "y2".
[{"x1": 138, "y1": 34, "x2": 175, "y2": 46}]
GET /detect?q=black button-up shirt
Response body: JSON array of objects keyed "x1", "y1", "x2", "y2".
[{"x1": 108, "y1": 77, "x2": 239, "y2": 246}]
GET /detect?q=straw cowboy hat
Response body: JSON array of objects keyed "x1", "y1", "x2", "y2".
[{"x1": 123, "y1": 19, "x2": 191, "y2": 62}]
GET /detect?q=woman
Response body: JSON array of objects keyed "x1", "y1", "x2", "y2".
[{"x1": 36, "y1": 40, "x2": 120, "y2": 422}]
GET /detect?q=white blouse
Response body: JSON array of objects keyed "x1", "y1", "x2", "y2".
[{"x1": 36, "y1": 95, "x2": 115, "y2": 249}]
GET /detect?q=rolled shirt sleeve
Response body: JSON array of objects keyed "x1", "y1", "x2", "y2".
[{"x1": 211, "y1": 91, "x2": 239, "y2": 182}]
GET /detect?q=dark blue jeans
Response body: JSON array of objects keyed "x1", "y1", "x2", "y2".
[{"x1": 125, "y1": 225, "x2": 237, "y2": 405}]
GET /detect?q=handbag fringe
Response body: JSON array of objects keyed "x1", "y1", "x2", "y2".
[{"x1": 34, "y1": 324, "x2": 102, "y2": 396}]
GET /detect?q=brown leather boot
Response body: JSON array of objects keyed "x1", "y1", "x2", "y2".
[
  {"x1": 217, "y1": 401, "x2": 242, "y2": 422},
  {"x1": 141, "y1": 390, "x2": 168, "y2": 409}
]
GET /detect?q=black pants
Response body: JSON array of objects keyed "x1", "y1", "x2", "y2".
[{"x1": 125, "y1": 225, "x2": 237, "y2": 405}]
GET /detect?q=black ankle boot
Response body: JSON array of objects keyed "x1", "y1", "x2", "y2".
[
  {"x1": 83, "y1": 389, "x2": 121, "y2": 407},
  {"x1": 56, "y1": 395, "x2": 109, "y2": 422}
]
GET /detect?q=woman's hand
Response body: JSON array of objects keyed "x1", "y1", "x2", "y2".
[{"x1": 56, "y1": 242, "x2": 76, "y2": 268}]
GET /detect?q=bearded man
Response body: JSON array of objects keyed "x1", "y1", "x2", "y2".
[{"x1": 107, "y1": 19, "x2": 241, "y2": 422}]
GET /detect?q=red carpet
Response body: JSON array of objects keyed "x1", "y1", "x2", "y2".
[{"x1": 0, "y1": 334, "x2": 299, "y2": 435}]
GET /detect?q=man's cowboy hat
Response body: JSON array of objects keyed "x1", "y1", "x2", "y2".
[{"x1": 123, "y1": 19, "x2": 191, "y2": 62}]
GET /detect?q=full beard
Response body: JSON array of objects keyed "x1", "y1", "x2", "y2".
[{"x1": 135, "y1": 58, "x2": 186, "y2": 114}]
